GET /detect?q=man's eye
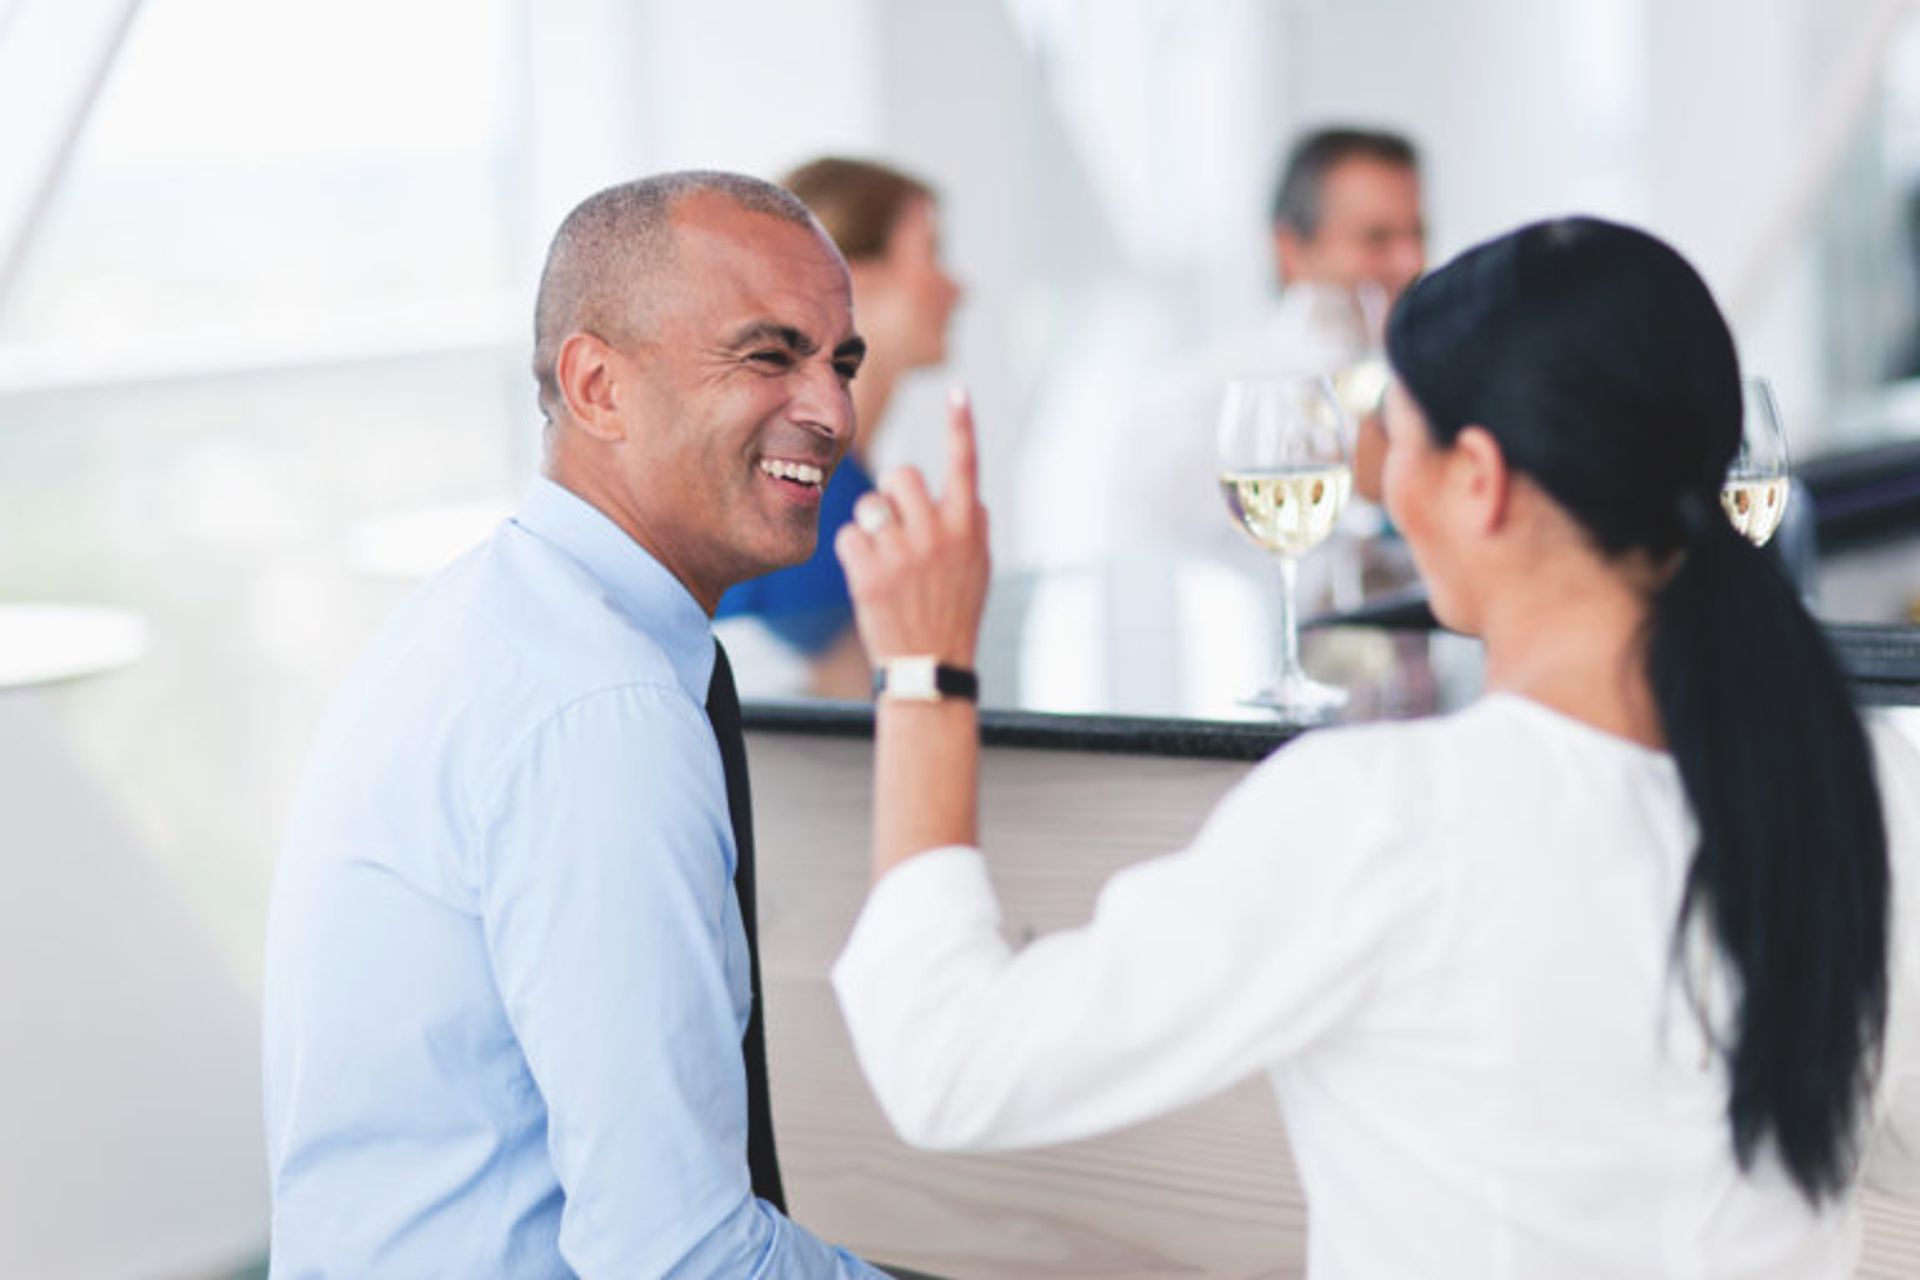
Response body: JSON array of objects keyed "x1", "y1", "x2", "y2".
[
  {"x1": 747, "y1": 350, "x2": 793, "y2": 369},
  {"x1": 834, "y1": 360, "x2": 861, "y2": 381}
]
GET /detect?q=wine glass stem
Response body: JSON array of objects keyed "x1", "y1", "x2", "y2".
[{"x1": 1275, "y1": 554, "x2": 1303, "y2": 685}]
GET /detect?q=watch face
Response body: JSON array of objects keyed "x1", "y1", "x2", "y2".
[{"x1": 888, "y1": 656, "x2": 940, "y2": 700}]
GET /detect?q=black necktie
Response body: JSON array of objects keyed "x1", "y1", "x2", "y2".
[{"x1": 705, "y1": 640, "x2": 786, "y2": 1211}]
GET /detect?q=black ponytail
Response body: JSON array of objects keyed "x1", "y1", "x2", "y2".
[
  {"x1": 1388, "y1": 217, "x2": 1890, "y2": 1203},
  {"x1": 1650, "y1": 502, "x2": 1887, "y2": 1200}
]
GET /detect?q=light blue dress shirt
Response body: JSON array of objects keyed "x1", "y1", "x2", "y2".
[{"x1": 263, "y1": 477, "x2": 880, "y2": 1279}]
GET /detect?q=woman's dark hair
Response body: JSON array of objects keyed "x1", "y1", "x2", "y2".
[{"x1": 1385, "y1": 216, "x2": 1889, "y2": 1203}]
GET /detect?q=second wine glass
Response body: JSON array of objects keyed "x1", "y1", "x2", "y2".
[
  {"x1": 1722, "y1": 376, "x2": 1792, "y2": 547},
  {"x1": 1217, "y1": 375, "x2": 1354, "y2": 719}
]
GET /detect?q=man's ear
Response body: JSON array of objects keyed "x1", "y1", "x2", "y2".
[
  {"x1": 1452, "y1": 425, "x2": 1512, "y2": 533},
  {"x1": 553, "y1": 332, "x2": 627, "y2": 443}
]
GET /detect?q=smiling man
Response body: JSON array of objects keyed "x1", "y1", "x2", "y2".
[{"x1": 263, "y1": 172, "x2": 887, "y2": 1277}]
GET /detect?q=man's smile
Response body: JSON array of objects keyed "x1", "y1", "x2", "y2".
[{"x1": 757, "y1": 457, "x2": 827, "y2": 490}]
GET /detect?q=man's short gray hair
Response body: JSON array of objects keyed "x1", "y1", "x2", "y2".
[
  {"x1": 532, "y1": 170, "x2": 817, "y2": 423},
  {"x1": 1270, "y1": 128, "x2": 1419, "y2": 239}
]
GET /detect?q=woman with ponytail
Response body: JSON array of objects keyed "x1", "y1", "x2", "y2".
[{"x1": 829, "y1": 218, "x2": 1920, "y2": 1276}]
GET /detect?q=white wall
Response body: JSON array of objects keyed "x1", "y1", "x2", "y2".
[{"x1": 1283, "y1": 0, "x2": 1646, "y2": 254}]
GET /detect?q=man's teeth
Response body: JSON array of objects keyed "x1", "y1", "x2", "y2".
[{"x1": 759, "y1": 459, "x2": 824, "y2": 486}]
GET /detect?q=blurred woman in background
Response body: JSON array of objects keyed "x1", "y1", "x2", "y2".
[
  {"x1": 830, "y1": 217, "x2": 1920, "y2": 1277},
  {"x1": 717, "y1": 156, "x2": 962, "y2": 698}
]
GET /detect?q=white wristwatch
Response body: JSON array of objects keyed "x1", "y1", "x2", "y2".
[{"x1": 871, "y1": 655, "x2": 979, "y2": 703}]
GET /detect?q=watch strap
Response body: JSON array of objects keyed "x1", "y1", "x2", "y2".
[{"x1": 872, "y1": 656, "x2": 979, "y2": 703}]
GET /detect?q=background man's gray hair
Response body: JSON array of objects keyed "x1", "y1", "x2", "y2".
[
  {"x1": 1269, "y1": 128, "x2": 1419, "y2": 239},
  {"x1": 532, "y1": 170, "x2": 818, "y2": 423}
]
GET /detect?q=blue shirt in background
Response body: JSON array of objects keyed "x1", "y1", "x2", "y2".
[
  {"x1": 716, "y1": 457, "x2": 872, "y2": 654},
  {"x1": 263, "y1": 476, "x2": 879, "y2": 1279}
]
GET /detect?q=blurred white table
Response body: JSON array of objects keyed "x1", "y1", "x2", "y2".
[{"x1": 0, "y1": 602, "x2": 149, "y2": 689}]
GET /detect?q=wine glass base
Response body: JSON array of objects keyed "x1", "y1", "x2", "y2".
[{"x1": 1239, "y1": 673, "x2": 1348, "y2": 723}]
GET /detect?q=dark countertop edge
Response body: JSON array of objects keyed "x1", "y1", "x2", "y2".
[
  {"x1": 743, "y1": 623, "x2": 1920, "y2": 761},
  {"x1": 1828, "y1": 622, "x2": 1920, "y2": 680},
  {"x1": 742, "y1": 699, "x2": 1304, "y2": 761}
]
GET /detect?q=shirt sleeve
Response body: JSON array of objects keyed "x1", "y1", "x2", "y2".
[
  {"x1": 1870, "y1": 975, "x2": 1920, "y2": 1196},
  {"x1": 479, "y1": 683, "x2": 880, "y2": 1278},
  {"x1": 831, "y1": 728, "x2": 1432, "y2": 1153},
  {"x1": 1865, "y1": 716, "x2": 1920, "y2": 1196}
]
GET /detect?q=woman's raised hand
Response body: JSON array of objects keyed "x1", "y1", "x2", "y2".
[{"x1": 835, "y1": 388, "x2": 991, "y2": 672}]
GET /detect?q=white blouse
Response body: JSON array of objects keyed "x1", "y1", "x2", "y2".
[{"x1": 832, "y1": 694, "x2": 1920, "y2": 1279}]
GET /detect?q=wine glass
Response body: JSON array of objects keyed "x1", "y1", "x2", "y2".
[
  {"x1": 1722, "y1": 376, "x2": 1792, "y2": 546},
  {"x1": 1288, "y1": 281, "x2": 1392, "y2": 420},
  {"x1": 1330, "y1": 282, "x2": 1393, "y2": 420},
  {"x1": 1217, "y1": 376, "x2": 1354, "y2": 719},
  {"x1": 1290, "y1": 281, "x2": 1388, "y2": 608}
]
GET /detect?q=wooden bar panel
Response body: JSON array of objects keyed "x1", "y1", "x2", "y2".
[{"x1": 749, "y1": 729, "x2": 1920, "y2": 1279}]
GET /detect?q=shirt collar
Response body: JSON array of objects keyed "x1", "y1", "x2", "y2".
[{"x1": 510, "y1": 476, "x2": 716, "y2": 703}]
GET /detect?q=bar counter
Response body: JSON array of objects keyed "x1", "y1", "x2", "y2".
[
  {"x1": 738, "y1": 583, "x2": 1920, "y2": 1277},
  {"x1": 747, "y1": 621, "x2": 1920, "y2": 756}
]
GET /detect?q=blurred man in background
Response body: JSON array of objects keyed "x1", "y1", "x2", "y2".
[
  {"x1": 1270, "y1": 128, "x2": 1425, "y2": 503},
  {"x1": 1271, "y1": 127, "x2": 1425, "y2": 300},
  {"x1": 1111, "y1": 127, "x2": 1426, "y2": 597}
]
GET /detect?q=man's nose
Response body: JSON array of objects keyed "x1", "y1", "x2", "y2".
[{"x1": 793, "y1": 361, "x2": 855, "y2": 445}]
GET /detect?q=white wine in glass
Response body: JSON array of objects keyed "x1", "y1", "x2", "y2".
[
  {"x1": 1722, "y1": 377, "x2": 1791, "y2": 547},
  {"x1": 1218, "y1": 466, "x2": 1354, "y2": 558},
  {"x1": 1721, "y1": 476, "x2": 1789, "y2": 545},
  {"x1": 1217, "y1": 376, "x2": 1353, "y2": 719}
]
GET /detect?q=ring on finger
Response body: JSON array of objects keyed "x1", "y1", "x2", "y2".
[{"x1": 853, "y1": 493, "x2": 896, "y2": 535}]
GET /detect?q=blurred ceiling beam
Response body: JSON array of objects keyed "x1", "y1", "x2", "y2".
[
  {"x1": 0, "y1": 0, "x2": 140, "y2": 302},
  {"x1": 0, "y1": 299, "x2": 521, "y2": 401}
]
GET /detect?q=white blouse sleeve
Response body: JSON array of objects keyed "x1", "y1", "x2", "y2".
[
  {"x1": 1871, "y1": 976, "x2": 1920, "y2": 1195},
  {"x1": 831, "y1": 728, "x2": 1436, "y2": 1153},
  {"x1": 1864, "y1": 717, "x2": 1920, "y2": 1196}
]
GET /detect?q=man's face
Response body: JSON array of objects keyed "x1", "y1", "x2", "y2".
[
  {"x1": 613, "y1": 195, "x2": 862, "y2": 610},
  {"x1": 1276, "y1": 157, "x2": 1426, "y2": 299}
]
